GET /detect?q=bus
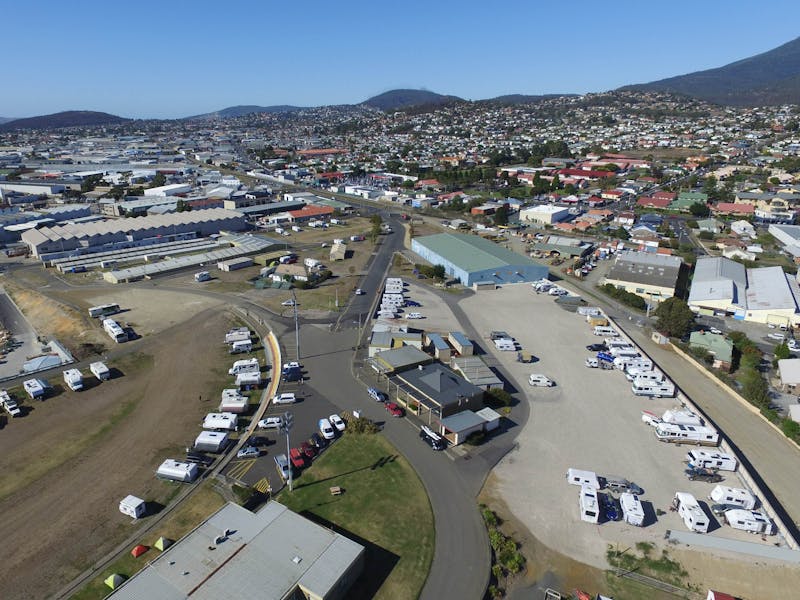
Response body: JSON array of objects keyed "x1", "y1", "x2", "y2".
[{"x1": 88, "y1": 303, "x2": 121, "y2": 318}]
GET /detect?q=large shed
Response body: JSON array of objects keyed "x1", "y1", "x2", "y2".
[{"x1": 411, "y1": 233, "x2": 548, "y2": 287}]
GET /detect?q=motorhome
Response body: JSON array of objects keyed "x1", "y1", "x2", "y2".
[
  {"x1": 674, "y1": 492, "x2": 709, "y2": 533},
  {"x1": 228, "y1": 358, "x2": 260, "y2": 376},
  {"x1": 631, "y1": 380, "x2": 675, "y2": 397},
  {"x1": 687, "y1": 450, "x2": 737, "y2": 472},
  {"x1": 529, "y1": 374, "x2": 554, "y2": 387},
  {"x1": 1, "y1": 390, "x2": 21, "y2": 417},
  {"x1": 566, "y1": 468, "x2": 600, "y2": 489},
  {"x1": 23, "y1": 378, "x2": 46, "y2": 399},
  {"x1": 593, "y1": 326, "x2": 618, "y2": 336},
  {"x1": 495, "y1": 338, "x2": 517, "y2": 352},
  {"x1": 202, "y1": 412, "x2": 238, "y2": 431},
  {"x1": 90, "y1": 361, "x2": 111, "y2": 381},
  {"x1": 709, "y1": 485, "x2": 757, "y2": 510},
  {"x1": 225, "y1": 327, "x2": 251, "y2": 344},
  {"x1": 156, "y1": 459, "x2": 199, "y2": 483},
  {"x1": 119, "y1": 495, "x2": 146, "y2": 519},
  {"x1": 579, "y1": 485, "x2": 600, "y2": 523},
  {"x1": 63, "y1": 368, "x2": 83, "y2": 391},
  {"x1": 88, "y1": 303, "x2": 121, "y2": 318},
  {"x1": 662, "y1": 408, "x2": 703, "y2": 426},
  {"x1": 724, "y1": 509, "x2": 775, "y2": 535},
  {"x1": 655, "y1": 423, "x2": 719, "y2": 446},
  {"x1": 620, "y1": 493, "x2": 645, "y2": 526},
  {"x1": 230, "y1": 340, "x2": 252, "y2": 354},
  {"x1": 103, "y1": 318, "x2": 128, "y2": 343}
]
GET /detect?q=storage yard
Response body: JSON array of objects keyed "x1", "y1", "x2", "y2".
[{"x1": 459, "y1": 284, "x2": 799, "y2": 594}]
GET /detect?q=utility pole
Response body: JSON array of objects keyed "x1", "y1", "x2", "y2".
[
  {"x1": 283, "y1": 411, "x2": 294, "y2": 491},
  {"x1": 291, "y1": 289, "x2": 300, "y2": 362}
]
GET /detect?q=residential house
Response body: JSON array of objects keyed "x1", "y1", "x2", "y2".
[
  {"x1": 637, "y1": 196, "x2": 671, "y2": 210},
  {"x1": 689, "y1": 331, "x2": 734, "y2": 371},
  {"x1": 730, "y1": 220, "x2": 756, "y2": 238},
  {"x1": 712, "y1": 202, "x2": 755, "y2": 218},
  {"x1": 697, "y1": 218, "x2": 723, "y2": 234},
  {"x1": 613, "y1": 211, "x2": 635, "y2": 227}
]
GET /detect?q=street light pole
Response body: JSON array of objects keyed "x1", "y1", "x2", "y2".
[
  {"x1": 291, "y1": 289, "x2": 300, "y2": 361},
  {"x1": 283, "y1": 411, "x2": 294, "y2": 491}
]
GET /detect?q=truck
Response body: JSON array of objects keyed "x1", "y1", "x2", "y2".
[
  {"x1": 708, "y1": 485, "x2": 757, "y2": 510},
  {"x1": 687, "y1": 449, "x2": 737, "y2": 472},
  {"x1": 63, "y1": 368, "x2": 84, "y2": 392},
  {"x1": 674, "y1": 492, "x2": 709, "y2": 533},
  {"x1": 228, "y1": 358, "x2": 260, "y2": 375},
  {"x1": 655, "y1": 423, "x2": 719, "y2": 446},
  {"x1": 156, "y1": 459, "x2": 199, "y2": 483},
  {"x1": 631, "y1": 380, "x2": 675, "y2": 398},
  {"x1": 724, "y1": 509, "x2": 775, "y2": 535},
  {"x1": 90, "y1": 361, "x2": 111, "y2": 381}
]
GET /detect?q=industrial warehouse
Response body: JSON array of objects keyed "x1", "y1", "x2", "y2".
[{"x1": 411, "y1": 232, "x2": 548, "y2": 287}]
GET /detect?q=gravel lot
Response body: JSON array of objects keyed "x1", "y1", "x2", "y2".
[{"x1": 458, "y1": 283, "x2": 787, "y2": 570}]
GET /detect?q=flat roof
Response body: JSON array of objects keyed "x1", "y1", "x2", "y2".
[
  {"x1": 109, "y1": 502, "x2": 364, "y2": 600},
  {"x1": 452, "y1": 355, "x2": 503, "y2": 388},
  {"x1": 606, "y1": 250, "x2": 682, "y2": 288},
  {"x1": 413, "y1": 232, "x2": 542, "y2": 274},
  {"x1": 745, "y1": 266, "x2": 797, "y2": 311},
  {"x1": 440, "y1": 410, "x2": 486, "y2": 432}
]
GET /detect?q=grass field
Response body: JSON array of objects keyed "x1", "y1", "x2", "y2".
[
  {"x1": 279, "y1": 433, "x2": 434, "y2": 600},
  {"x1": 71, "y1": 480, "x2": 227, "y2": 600}
]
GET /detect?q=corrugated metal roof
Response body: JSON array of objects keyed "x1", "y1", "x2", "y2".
[{"x1": 414, "y1": 233, "x2": 541, "y2": 273}]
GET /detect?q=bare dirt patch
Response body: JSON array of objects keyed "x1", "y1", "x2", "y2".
[{"x1": 0, "y1": 308, "x2": 235, "y2": 600}]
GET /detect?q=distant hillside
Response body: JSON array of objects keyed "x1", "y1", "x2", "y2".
[
  {"x1": 485, "y1": 93, "x2": 576, "y2": 105},
  {"x1": 184, "y1": 105, "x2": 303, "y2": 120},
  {"x1": 621, "y1": 36, "x2": 800, "y2": 106},
  {"x1": 0, "y1": 117, "x2": 14, "y2": 125},
  {"x1": 0, "y1": 111, "x2": 131, "y2": 131},
  {"x1": 361, "y1": 89, "x2": 463, "y2": 111}
]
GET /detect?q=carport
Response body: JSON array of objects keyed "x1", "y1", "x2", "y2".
[{"x1": 439, "y1": 410, "x2": 486, "y2": 445}]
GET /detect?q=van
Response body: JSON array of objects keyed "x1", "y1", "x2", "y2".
[
  {"x1": 566, "y1": 468, "x2": 600, "y2": 489},
  {"x1": 528, "y1": 374, "x2": 554, "y2": 387},
  {"x1": 230, "y1": 340, "x2": 252, "y2": 354},
  {"x1": 274, "y1": 454, "x2": 291, "y2": 481},
  {"x1": 593, "y1": 326, "x2": 618, "y2": 336}
]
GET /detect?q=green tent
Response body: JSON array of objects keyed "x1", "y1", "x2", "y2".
[
  {"x1": 104, "y1": 574, "x2": 126, "y2": 589},
  {"x1": 155, "y1": 536, "x2": 173, "y2": 551}
]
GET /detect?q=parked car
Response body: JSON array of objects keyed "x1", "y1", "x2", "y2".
[
  {"x1": 300, "y1": 441, "x2": 317, "y2": 459},
  {"x1": 274, "y1": 454, "x2": 290, "y2": 480},
  {"x1": 602, "y1": 495, "x2": 620, "y2": 521},
  {"x1": 355, "y1": 288, "x2": 364, "y2": 295},
  {"x1": 246, "y1": 435, "x2": 269, "y2": 447},
  {"x1": 329, "y1": 414, "x2": 346, "y2": 432},
  {"x1": 310, "y1": 432, "x2": 326, "y2": 450},
  {"x1": 319, "y1": 418, "x2": 335, "y2": 440},
  {"x1": 385, "y1": 402, "x2": 404, "y2": 417},
  {"x1": 767, "y1": 332, "x2": 786, "y2": 341},
  {"x1": 586, "y1": 343, "x2": 608, "y2": 352},
  {"x1": 368, "y1": 387, "x2": 387, "y2": 402},
  {"x1": 789, "y1": 339, "x2": 800, "y2": 352},
  {"x1": 406, "y1": 300, "x2": 421, "y2": 307},
  {"x1": 407, "y1": 312, "x2": 423, "y2": 319},
  {"x1": 289, "y1": 448, "x2": 305, "y2": 469},
  {"x1": 237, "y1": 446, "x2": 260, "y2": 459},
  {"x1": 282, "y1": 368, "x2": 302, "y2": 382},
  {"x1": 685, "y1": 467, "x2": 723, "y2": 483},
  {"x1": 282, "y1": 361, "x2": 301, "y2": 372},
  {"x1": 258, "y1": 416, "x2": 283, "y2": 429},
  {"x1": 708, "y1": 327, "x2": 723, "y2": 335},
  {"x1": 272, "y1": 393, "x2": 297, "y2": 405}
]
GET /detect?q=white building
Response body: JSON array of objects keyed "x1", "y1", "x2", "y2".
[
  {"x1": 143, "y1": 183, "x2": 192, "y2": 197},
  {"x1": 519, "y1": 205, "x2": 570, "y2": 225}
]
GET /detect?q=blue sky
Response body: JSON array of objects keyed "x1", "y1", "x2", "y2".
[{"x1": 4, "y1": 0, "x2": 800, "y2": 119}]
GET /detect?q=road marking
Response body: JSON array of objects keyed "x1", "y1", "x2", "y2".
[
  {"x1": 227, "y1": 458, "x2": 256, "y2": 480},
  {"x1": 253, "y1": 477, "x2": 271, "y2": 493}
]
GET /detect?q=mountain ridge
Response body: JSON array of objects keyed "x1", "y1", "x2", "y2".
[{"x1": 0, "y1": 110, "x2": 131, "y2": 131}]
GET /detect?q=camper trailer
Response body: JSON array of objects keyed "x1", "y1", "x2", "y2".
[
  {"x1": 202, "y1": 412, "x2": 238, "y2": 431},
  {"x1": 625, "y1": 369, "x2": 664, "y2": 383},
  {"x1": 225, "y1": 327, "x2": 251, "y2": 344},
  {"x1": 620, "y1": 493, "x2": 645, "y2": 526},
  {"x1": 579, "y1": 485, "x2": 600, "y2": 524},
  {"x1": 708, "y1": 485, "x2": 757, "y2": 510},
  {"x1": 593, "y1": 326, "x2": 618, "y2": 336},
  {"x1": 119, "y1": 495, "x2": 146, "y2": 519},
  {"x1": 724, "y1": 509, "x2": 775, "y2": 535},
  {"x1": 566, "y1": 468, "x2": 600, "y2": 489},
  {"x1": 63, "y1": 368, "x2": 84, "y2": 392},
  {"x1": 23, "y1": 378, "x2": 46, "y2": 400},
  {"x1": 228, "y1": 358, "x2": 260, "y2": 376},
  {"x1": 194, "y1": 431, "x2": 229, "y2": 453},
  {"x1": 655, "y1": 423, "x2": 719, "y2": 446},
  {"x1": 230, "y1": 340, "x2": 252, "y2": 354},
  {"x1": 90, "y1": 361, "x2": 111, "y2": 381},
  {"x1": 662, "y1": 408, "x2": 703, "y2": 426},
  {"x1": 631, "y1": 379, "x2": 675, "y2": 397},
  {"x1": 103, "y1": 318, "x2": 128, "y2": 343},
  {"x1": 219, "y1": 389, "x2": 248, "y2": 414},
  {"x1": 674, "y1": 492, "x2": 710, "y2": 533},
  {"x1": 236, "y1": 371, "x2": 261, "y2": 388},
  {"x1": 156, "y1": 459, "x2": 199, "y2": 483},
  {"x1": 529, "y1": 374, "x2": 554, "y2": 386},
  {"x1": 687, "y1": 450, "x2": 737, "y2": 472}
]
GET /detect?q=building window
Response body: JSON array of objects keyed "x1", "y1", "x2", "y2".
[{"x1": 635, "y1": 288, "x2": 645, "y2": 294}]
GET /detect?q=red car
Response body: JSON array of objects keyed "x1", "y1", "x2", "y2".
[
  {"x1": 300, "y1": 441, "x2": 317, "y2": 459},
  {"x1": 385, "y1": 401, "x2": 404, "y2": 417},
  {"x1": 289, "y1": 448, "x2": 306, "y2": 469}
]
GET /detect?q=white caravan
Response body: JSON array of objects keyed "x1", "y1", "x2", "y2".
[
  {"x1": 724, "y1": 509, "x2": 775, "y2": 535},
  {"x1": 662, "y1": 408, "x2": 703, "y2": 427},
  {"x1": 674, "y1": 492, "x2": 709, "y2": 533},
  {"x1": 632, "y1": 380, "x2": 675, "y2": 398},
  {"x1": 156, "y1": 459, "x2": 199, "y2": 483},
  {"x1": 687, "y1": 450, "x2": 737, "y2": 472},
  {"x1": 579, "y1": 485, "x2": 600, "y2": 523},
  {"x1": 90, "y1": 361, "x2": 111, "y2": 381},
  {"x1": 202, "y1": 412, "x2": 238, "y2": 431},
  {"x1": 228, "y1": 358, "x2": 260, "y2": 375},
  {"x1": 655, "y1": 423, "x2": 719, "y2": 446},
  {"x1": 593, "y1": 326, "x2": 618, "y2": 336},
  {"x1": 566, "y1": 468, "x2": 600, "y2": 489},
  {"x1": 620, "y1": 492, "x2": 645, "y2": 526},
  {"x1": 119, "y1": 495, "x2": 146, "y2": 519},
  {"x1": 63, "y1": 368, "x2": 83, "y2": 391},
  {"x1": 708, "y1": 485, "x2": 757, "y2": 510}
]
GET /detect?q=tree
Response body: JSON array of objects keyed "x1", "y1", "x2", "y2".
[
  {"x1": 494, "y1": 205, "x2": 509, "y2": 226},
  {"x1": 654, "y1": 297, "x2": 694, "y2": 338},
  {"x1": 689, "y1": 202, "x2": 710, "y2": 218},
  {"x1": 614, "y1": 226, "x2": 630, "y2": 240},
  {"x1": 774, "y1": 342, "x2": 792, "y2": 362},
  {"x1": 150, "y1": 172, "x2": 166, "y2": 188}
]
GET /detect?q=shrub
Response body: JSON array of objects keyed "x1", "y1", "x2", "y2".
[{"x1": 485, "y1": 388, "x2": 512, "y2": 408}]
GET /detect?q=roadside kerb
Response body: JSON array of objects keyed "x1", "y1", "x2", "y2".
[{"x1": 606, "y1": 313, "x2": 800, "y2": 551}]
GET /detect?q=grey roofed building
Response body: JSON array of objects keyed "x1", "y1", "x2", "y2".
[
  {"x1": 371, "y1": 345, "x2": 431, "y2": 373},
  {"x1": 768, "y1": 223, "x2": 800, "y2": 257},
  {"x1": 745, "y1": 266, "x2": 800, "y2": 312},
  {"x1": 394, "y1": 362, "x2": 484, "y2": 418},
  {"x1": 532, "y1": 235, "x2": 594, "y2": 258},
  {"x1": 439, "y1": 410, "x2": 487, "y2": 445},
  {"x1": 411, "y1": 232, "x2": 548, "y2": 286},
  {"x1": 605, "y1": 251, "x2": 682, "y2": 290},
  {"x1": 688, "y1": 256, "x2": 747, "y2": 310},
  {"x1": 451, "y1": 355, "x2": 504, "y2": 390},
  {"x1": 108, "y1": 501, "x2": 364, "y2": 600}
]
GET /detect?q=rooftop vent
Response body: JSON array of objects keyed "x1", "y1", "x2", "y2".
[{"x1": 292, "y1": 556, "x2": 302, "y2": 564}]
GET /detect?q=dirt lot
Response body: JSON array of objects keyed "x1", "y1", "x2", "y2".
[{"x1": 0, "y1": 305, "x2": 237, "y2": 599}]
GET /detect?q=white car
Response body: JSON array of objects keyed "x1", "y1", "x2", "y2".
[
  {"x1": 272, "y1": 393, "x2": 297, "y2": 405},
  {"x1": 788, "y1": 339, "x2": 800, "y2": 351},
  {"x1": 319, "y1": 418, "x2": 335, "y2": 440},
  {"x1": 708, "y1": 327, "x2": 723, "y2": 335},
  {"x1": 282, "y1": 361, "x2": 300, "y2": 371},
  {"x1": 258, "y1": 416, "x2": 283, "y2": 429},
  {"x1": 407, "y1": 312, "x2": 423, "y2": 319},
  {"x1": 281, "y1": 299, "x2": 297, "y2": 306},
  {"x1": 355, "y1": 288, "x2": 364, "y2": 295},
  {"x1": 329, "y1": 414, "x2": 346, "y2": 432},
  {"x1": 767, "y1": 332, "x2": 786, "y2": 341}
]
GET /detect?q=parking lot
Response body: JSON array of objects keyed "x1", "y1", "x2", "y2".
[{"x1": 458, "y1": 284, "x2": 788, "y2": 570}]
